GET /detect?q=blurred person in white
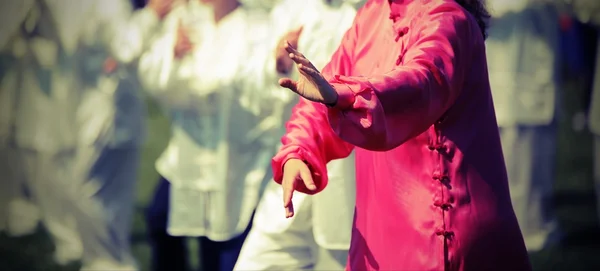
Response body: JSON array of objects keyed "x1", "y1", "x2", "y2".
[
  {"x1": 568, "y1": 0, "x2": 600, "y2": 224},
  {"x1": 0, "y1": 0, "x2": 41, "y2": 238},
  {"x1": 233, "y1": 0, "x2": 364, "y2": 270},
  {"x1": 0, "y1": 0, "x2": 174, "y2": 267},
  {"x1": 137, "y1": 0, "x2": 290, "y2": 270},
  {"x1": 0, "y1": 0, "x2": 92, "y2": 263},
  {"x1": 485, "y1": 0, "x2": 567, "y2": 252},
  {"x1": 73, "y1": 0, "x2": 176, "y2": 269}
]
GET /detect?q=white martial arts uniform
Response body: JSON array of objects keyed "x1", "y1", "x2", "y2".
[
  {"x1": 0, "y1": 0, "x2": 89, "y2": 264},
  {"x1": 138, "y1": 2, "x2": 282, "y2": 242},
  {"x1": 234, "y1": 1, "x2": 360, "y2": 270},
  {"x1": 486, "y1": 0, "x2": 564, "y2": 252},
  {"x1": 1, "y1": 0, "x2": 164, "y2": 267},
  {"x1": 73, "y1": 1, "x2": 163, "y2": 269},
  {"x1": 0, "y1": 0, "x2": 40, "y2": 237}
]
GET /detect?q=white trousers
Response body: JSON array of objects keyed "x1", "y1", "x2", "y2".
[
  {"x1": 0, "y1": 147, "x2": 40, "y2": 236},
  {"x1": 7, "y1": 146, "x2": 140, "y2": 269},
  {"x1": 74, "y1": 146, "x2": 141, "y2": 270},
  {"x1": 500, "y1": 124, "x2": 560, "y2": 252},
  {"x1": 16, "y1": 149, "x2": 84, "y2": 264},
  {"x1": 234, "y1": 182, "x2": 348, "y2": 271}
]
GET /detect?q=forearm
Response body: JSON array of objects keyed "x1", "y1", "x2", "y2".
[{"x1": 322, "y1": 7, "x2": 472, "y2": 151}]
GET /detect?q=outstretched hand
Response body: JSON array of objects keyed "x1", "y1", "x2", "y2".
[
  {"x1": 282, "y1": 159, "x2": 317, "y2": 218},
  {"x1": 278, "y1": 41, "x2": 338, "y2": 106}
]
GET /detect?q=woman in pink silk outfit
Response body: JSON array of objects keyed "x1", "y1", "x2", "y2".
[{"x1": 271, "y1": 0, "x2": 531, "y2": 270}]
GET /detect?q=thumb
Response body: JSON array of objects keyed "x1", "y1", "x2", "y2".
[
  {"x1": 299, "y1": 166, "x2": 316, "y2": 191},
  {"x1": 279, "y1": 78, "x2": 299, "y2": 93}
]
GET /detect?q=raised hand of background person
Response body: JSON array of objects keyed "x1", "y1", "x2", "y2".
[
  {"x1": 148, "y1": 0, "x2": 176, "y2": 20},
  {"x1": 174, "y1": 19, "x2": 194, "y2": 59},
  {"x1": 275, "y1": 26, "x2": 303, "y2": 74},
  {"x1": 103, "y1": 57, "x2": 118, "y2": 74}
]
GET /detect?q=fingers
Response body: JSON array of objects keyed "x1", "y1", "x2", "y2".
[
  {"x1": 282, "y1": 168, "x2": 315, "y2": 219},
  {"x1": 279, "y1": 78, "x2": 299, "y2": 93},
  {"x1": 284, "y1": 40, "x2": 302, "y2": 56},
  {"x1": 285, "y1": 204, "x2": 294, "y2": 218},
  {"x1": 284, "y1": 42, "x2": 317, "y2": 71},
  {"x1": 298, "y1": 64, "x2": 321, "y2": 79},
  {"x1": 282, "y1": 177, "x2": 295, "y2": 218},
  {"x1": 299, "y1": 166, "x2": 316, "y2": 191},
  {"x1": 289, "y1": 53, "x2": 311, "y2": 67}
]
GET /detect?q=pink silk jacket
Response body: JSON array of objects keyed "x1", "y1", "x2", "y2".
[{"x1": 272, "y1": 0, "x2": 532, "y2": 270}]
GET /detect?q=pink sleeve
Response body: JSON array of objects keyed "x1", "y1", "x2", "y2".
[
  {"x1": 326, "y1": 6, "x2": 476, "y2": 151},
  {"x1": 271, "y1": 11, "x2": 361, "y2": 195}
]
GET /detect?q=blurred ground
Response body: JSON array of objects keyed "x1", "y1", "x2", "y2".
[{"x1": 1, "y1": 78, "x2": 599, "y2": 270}]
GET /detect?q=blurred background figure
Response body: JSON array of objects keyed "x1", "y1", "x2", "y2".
[
  {"x1": 138, "y1": 0, "x2": 287, "y2": 270},
  {"x1": 567, "y1": 0, "x2": 600, "y2": 223},
  {"x1": 1, "y1": 0, "x2": 175, "y2": 268},
  {"x1": 485, "y1": 0, "x2": 566, "y2": 252},
  {"x1": 0, "y1": 0, "x2": 599, "y2": 270},
  {"x1": 589, "y1": 23, "x2": 600, "y2": 228},
  {"x1": 234, "y1": 0, "x2": 362, "y2": 270},
  {"x1": 592, "y1": 38, "x2": 600, "y2": 225},
  {"x1": 0, "y1": 0, "x2": 41, "y2": 239},
  {"x1": 72, "y1": 0, "x2": 175, "y2": 269},
  {"x1": 0, "y1": 0, "x2": 89, "y2": 266}
]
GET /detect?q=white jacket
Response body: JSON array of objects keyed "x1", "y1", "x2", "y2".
[
  {"x1": 486, "y1": 0, "x2": 563, "y2": 127},
  {"x1": 138, "y1": 3, "x2": 286, "y2": 241},
  {"x1": 254, "y1": 0, "x2": 359, "y2": 250},
  {"x1": 0, "y1": 0, "x2": 84, "y2": 152},
  {"x1": 76, "y1": 0, "x2": 162, "y2": 148},
  {"x1": 0, "y1": 0, "x2": 161, "y2": 151}
]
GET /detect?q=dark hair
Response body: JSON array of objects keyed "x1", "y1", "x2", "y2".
[{"x1": 454, "y1": 0, "x2": 491, "y2": 39}]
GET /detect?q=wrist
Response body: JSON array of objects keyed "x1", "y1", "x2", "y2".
[
  {"x1": 324, "y1": 86, "x2": 339, "y2": 108},
  {"x1": 327, "y1": 81, "x2": 356, "y2": 110},
  {"x1": 283, "y1": 158, "x2": 302, "y2": 169}
]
